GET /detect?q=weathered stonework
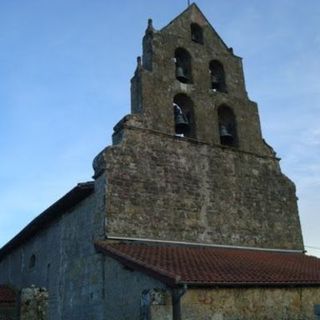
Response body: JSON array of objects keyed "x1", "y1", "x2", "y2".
[
  {"x1": 20, "y1": 287, "x2": 48, "y2": 320},
  {"x1": 181, "y1": 287, "x2": 320, "y2": 320},
  {"x1": 131, "y1": 5, "x2": 270, "y2": 155},
  {"x1": 102, "y1": 256, "x2": 167, "y2": 320},
  {"x1": 0, "y1": 4, "x2": 312, "y2": 320},
  {"x1": 135, "y1": 286, "x2": 320, "y2": 320},
  {"x1": 92, "y1": 4, "x2": 304, "y2": 250},
  {"x1": 0, "y1": 191, "x2": 106, "y2": 320},
  {"x1": 141, "y1": 288, "x2": 172, "y2": 320},
  {"x1": 95, "y1": 121, "x2": 302, "y2": 249}
]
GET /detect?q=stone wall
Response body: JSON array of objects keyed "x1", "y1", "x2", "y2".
[
  {"x1": 99, "y1": 257, "x2": 320, "y2": 320},
  {"x1": 96, "y1": 121, "x2": 303, "y2": 250},
  {"x1": 131, "y1": 4, "x2": 271, "y2": 156},
  {"x1": 99, "y1": 256, "x2": 320, "y2": 320},
  {"x1": 142, "y1": 289, "x2": 172, "y2": 320},
  {"x1": 181, "y1": 287, "x2": 320, "y2": 320},
  {"x1": 105, "y1": 4, "x2": 305, "y2": 250},
  {"x1": 102, "y1": 256, "x2": 168, "y2": 320},
  {"x1": 0, "y1": 188, "x2": 106, "y2": 320},
  {"x1": 20, "y1": 287, "x2": 48, "y2": 320},
  {"x1": 105, "y1": 281, "x2": 320, "y2": 320}
]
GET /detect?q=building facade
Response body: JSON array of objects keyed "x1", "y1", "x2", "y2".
[{"x1": 1, "y1": 4, "x2": 320, "y2": 320}]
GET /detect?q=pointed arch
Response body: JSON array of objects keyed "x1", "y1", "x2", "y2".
[
  {"x1": 217, "y1": 105, "x2": 238, "y2": 147},
  {"x1": 209, "y1": 60, "x2": 227, "y2": 92},
  {"x1": 173, "y1": 94, "x2": 196, "y2": 138},
  {"x1": 175, "y1": 48, "x2": 193, "y2": 84}
]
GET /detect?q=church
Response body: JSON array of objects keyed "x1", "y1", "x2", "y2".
[{"x1": 1, "y1": 4, "x2": 320, "y2": 320}]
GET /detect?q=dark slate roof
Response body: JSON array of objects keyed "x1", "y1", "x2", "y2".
[
  {"x1": 95, "y1": 241, "x2": 320, "y2": 288},
  {"x1": 0, "y1": 182, "x2": 94, "y2": 261},
  {"x1": 0, "y1": 286, "x2": 16, "y2": 303}
]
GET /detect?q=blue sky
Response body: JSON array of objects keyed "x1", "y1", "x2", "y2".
[{"x1": 0, "y1": 0, "x2": 319, "y2": 257}]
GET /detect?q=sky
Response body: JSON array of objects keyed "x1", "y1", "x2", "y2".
[{"x1": 0, "y1": 0, "x2": 319, "y2": 257}]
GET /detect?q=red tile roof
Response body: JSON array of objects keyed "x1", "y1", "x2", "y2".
[
  {"x1": 95, "y1": 241, "x2": 320, "y2": 287},
  {"x1": 0, "y1": 286, "x2": 16, "y2": 303}
]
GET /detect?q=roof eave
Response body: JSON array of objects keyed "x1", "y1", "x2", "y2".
[
  {"x1": 95, "y1": 241, "x2": 180, "y2": 287},
  {"x1": 0, "y1": 182, "x2": 94, "y2": 261}
]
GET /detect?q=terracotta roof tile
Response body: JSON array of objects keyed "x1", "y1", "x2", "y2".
[
  {"x1": 95, "y1": 241, "x2": 320, "y2": 287},
  {"x1": 0, "y1": 286, "x2": 16, "y2": 303}
]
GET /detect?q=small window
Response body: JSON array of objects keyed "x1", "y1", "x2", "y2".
[
  {"x1": 191, "y1": 23, "x2": 203, "y2": 44},
  {"x1": 175, "y1": 48, "x2": 192, "y2": 84},
  {"x1": 209, "y1": 60, "x2": 227, "y2": 92},
  {"x1": 218, "y1": 105, "x2": 237, "y2": 147},
  {"x1": 29, "y1": 254, "x2": 36, "y2": 269},
  {"x1": 173, "y1": 94, "x2": 196, "y2": 138}
]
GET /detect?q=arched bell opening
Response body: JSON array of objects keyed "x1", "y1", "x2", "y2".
[
  {"x1": 209, "y1": 60, "x2": 227, "y2": 92},
  {"x1": 175, "y1": 48, "x2": 193, "y2": 84},
  {"x1": 173, "y1": 94, "x2": 196, "y2": 139},
  {"x1": 217, "y1": 105, "x2": 237, "y2": 147},
  {"x1": 191, "y1": 23, "x2": 203, "y2": 44}
]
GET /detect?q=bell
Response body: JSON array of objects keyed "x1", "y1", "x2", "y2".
[
  {"x1": 219, "y1": 125, "x2": 234, "y2": 145},
  {"x1": 176, "y1": 66, "x2": 189, "y2": 83},
  {"x1": 211, "y1": 74, "x2": 220, "y2": 91},
  {"x1": 175, "y1": 113, "x2": 190, "y2": 134}
]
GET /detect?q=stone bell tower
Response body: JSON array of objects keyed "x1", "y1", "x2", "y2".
[{"x1": 93, "y1": 4, "x2": 304, "y2": 250}]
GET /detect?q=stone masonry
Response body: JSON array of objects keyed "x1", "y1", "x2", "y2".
[
  {"x1": 143, "y1": 287, "x2": 320, "y2": 320},
  {"x1": 20, "y1": 287, "x2": 48, "y2": 320},
  {"x1": 93, "y1": 4, "x2": 304, "y2": 250},
  {"x1": 0, "y1": 4, "x2": 311, "y2": 320}
]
